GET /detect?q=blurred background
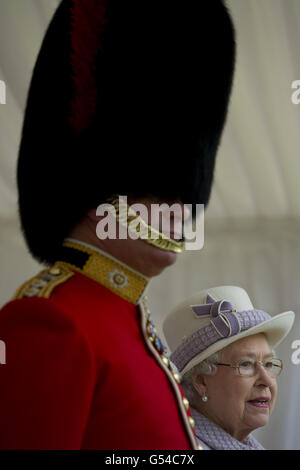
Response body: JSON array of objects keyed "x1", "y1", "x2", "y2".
[{"x1": 0, "y1": 0, "x2": 300, "y2": 449}]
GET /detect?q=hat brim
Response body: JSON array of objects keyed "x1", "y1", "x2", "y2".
[{"x1": 180, "y1": 310, "x2": 295, "y2": 376}]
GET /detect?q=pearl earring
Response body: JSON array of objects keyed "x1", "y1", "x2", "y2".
[{"x1": 202, "y1": 395, "x2": 208, "y2": 402}]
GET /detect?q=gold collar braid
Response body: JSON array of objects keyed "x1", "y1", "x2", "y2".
[{"x1": 57, "y1": 239, "x2": 150, "y2": 305}]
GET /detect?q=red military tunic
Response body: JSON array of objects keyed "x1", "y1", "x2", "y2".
[{"x1": 0, "y1": 239, "x2": 199, "y2": 449}]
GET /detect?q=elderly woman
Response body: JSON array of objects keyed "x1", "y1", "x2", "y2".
[{"x1": 163, "y1": 286, "x2": 295, "y2": 450}]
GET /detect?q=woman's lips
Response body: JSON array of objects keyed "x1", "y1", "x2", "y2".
[{"x1": 247, "y1": 398, "x2": 270, "y2": 409}]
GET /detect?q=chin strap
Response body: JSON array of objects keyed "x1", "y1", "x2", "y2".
[{"x1": 107, "y1": 195, "x2": 185, "y2": 254}]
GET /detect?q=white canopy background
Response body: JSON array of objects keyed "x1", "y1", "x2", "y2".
[{"x1": 0, "y1": 0, "x2": 300, "y2": 450}]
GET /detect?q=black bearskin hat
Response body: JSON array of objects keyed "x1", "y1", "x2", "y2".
[{"x1": 17, "y1": 0, "x2": 236, "y2": 264}]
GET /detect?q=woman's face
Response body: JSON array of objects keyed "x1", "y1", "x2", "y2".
[{"x1": 194, "y1": 334, "x2": 278, "y2": 442}]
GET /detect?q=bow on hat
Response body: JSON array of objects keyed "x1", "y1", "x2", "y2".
[{"x1": 191, "y1": 294, "x2": 241, "y2": 338}]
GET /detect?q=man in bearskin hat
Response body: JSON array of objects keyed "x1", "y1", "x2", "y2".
[{"x1": 0, "y1": 0, "x2": 235, "y2": 449}]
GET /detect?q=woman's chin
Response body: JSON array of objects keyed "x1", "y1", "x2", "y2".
[{"x1": 244, "y1": 404, "x2": 270, "y2": 428}]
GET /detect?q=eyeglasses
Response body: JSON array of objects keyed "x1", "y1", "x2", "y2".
[{"x1": 216, "y1": 358, "x2": 283, "y2": 377}]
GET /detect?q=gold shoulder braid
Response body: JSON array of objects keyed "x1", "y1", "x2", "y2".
[{"x1": 12, "y1": 265, "x2": 74, "y2": 300}]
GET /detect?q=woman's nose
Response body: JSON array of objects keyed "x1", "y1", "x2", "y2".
[{"x1": 255, "y1": 363, "x2": 276, "y2": 386}]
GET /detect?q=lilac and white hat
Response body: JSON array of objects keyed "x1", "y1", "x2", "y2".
[{"x1": 163, "y1": 286, "x2": 295, "y2": 375}]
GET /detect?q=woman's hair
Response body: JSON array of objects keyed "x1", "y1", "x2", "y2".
[{"x1": 180, "y1": 350, "x2": 222, "y2": 407}]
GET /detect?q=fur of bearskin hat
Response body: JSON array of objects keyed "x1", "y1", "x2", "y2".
[{"x1": 17, "y1": 0, "x2": 236, "y2": 263}]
